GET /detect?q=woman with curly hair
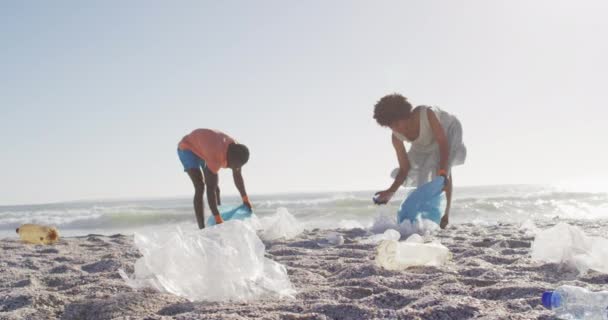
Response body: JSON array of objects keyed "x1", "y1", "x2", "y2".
[{"x1": 373, "y1": 94, "x2": 466, "y2": 229}]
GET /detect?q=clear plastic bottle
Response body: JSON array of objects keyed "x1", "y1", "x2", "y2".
[
  {"x1": 16, "y1": 224, "x2": 60, "y2": 244},
  {"x1": 543, "y1": 285, "x2": 608, "y2": 320},
  {"x1": 375, "y1": 234, "x2": 451, "y2": 270}
]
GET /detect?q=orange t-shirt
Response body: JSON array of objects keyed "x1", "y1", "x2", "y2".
[{"x1": 178, "y1": 129, "x2": 235, "y2": 173}]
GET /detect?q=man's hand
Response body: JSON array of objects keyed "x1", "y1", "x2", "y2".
[
  {"x1": 242, "y1": 196, "x2": 253, "y2": 210},
  {"x1": 243, "y1": 200, "x2": 253, "y2": 210},
  {"x1": 233, "y1": 169, "x2": 251, "y2": 209}
]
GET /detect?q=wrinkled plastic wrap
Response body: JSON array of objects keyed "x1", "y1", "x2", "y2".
[
  {"x1": 361, "y1": 229, "x2": 401, "y2": 244},
  {"x1": 370, "y1": 213, "x2": 439, "y2": 239},
  {"x1": 531, "y1": 222, "x2": 608, "y2": 274},
  {"x1": 119, "y1": 220, "x2": 295, "y2": 302},
  {"x1": 520, "y1": 219, "x2": 540, "y2": 236},
  {"x1": 259, "y1": 208, "x2": 304, "y2": 241},
  {"x1": 375, "y1": 234, "x2": 451, "y2": 271},
  {"x1": 318, "y1": 231, "x2": 345, "y2": 247}
]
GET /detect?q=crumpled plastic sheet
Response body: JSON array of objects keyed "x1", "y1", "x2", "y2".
[
  {"x1": 370, "y1": 213, "x2": 439, "y2": 239},
  {"x1": 361, "y1": 229, "x2": 401, "y2": 244},
  {"x1": 258, "y1": 207, "x2": 304, "y2": 241},
  {"x1": 531, "y1": 222, "x2": 608, "y2": 274},
  {"x1": 119, "y1": 220, "x2": 295, "y2": 302}
]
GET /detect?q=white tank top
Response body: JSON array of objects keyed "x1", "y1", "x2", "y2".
[
  {"x1": 392, "y1": 106, "x2": 437, "y2": 153},
  {"x1": 391, "y1": 106, "x2": 466, "y2": 186}
]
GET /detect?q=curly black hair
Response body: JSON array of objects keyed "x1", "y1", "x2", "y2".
[
  {"x1": 373, "y1": 93, "x2": 413, "y2": 126},
  {"x1": 227, "y1": 143, "x2": 250, "y2": 167}
]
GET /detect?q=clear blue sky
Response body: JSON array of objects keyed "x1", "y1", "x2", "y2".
[{"x1": 1, "y1": 1, "x2": 607, "y2": 205}]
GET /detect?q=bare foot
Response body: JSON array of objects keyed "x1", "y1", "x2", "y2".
[{"x1": 440, "y1": 215, "x2": 449, "y2": 229}]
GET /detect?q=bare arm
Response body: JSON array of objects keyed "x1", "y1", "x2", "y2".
[
  {"x1": 232, "y1": 167, "x2": 251, "y2": 208},
  {"x1": 427, "y1": 108, "x2": 449, "y2": 174},
  {"x1": 375, "y1": 134, "x2": 410, "y2": 204},
  {"x1": 203, "y1": 168, "x2": 221, "y2": 217},
  {"x1": 388, "y1": 134, "x2": 410, "y2": 192}
]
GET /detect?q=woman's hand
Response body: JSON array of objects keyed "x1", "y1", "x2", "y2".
[{"x1": 373, "y1": 190, "x2": 395, "y2": 205}]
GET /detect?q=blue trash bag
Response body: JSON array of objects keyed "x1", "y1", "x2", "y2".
[
  {"x1": 207, "y1": 204, "x2": 253, "y2": 226},
  {"x1": 397, "y1": 176, "x2": 446, "y2": 225}
]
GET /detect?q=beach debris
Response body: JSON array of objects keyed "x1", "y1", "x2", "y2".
[
  {"x1": 370, "y1": 213, "x2": 399, "y2": 234},
  {"x1": 542, "y1": 285, "x2": 608, "y2": 319},
  {"x1": 361, "y1": 229, "x2": 401, "y2": 244},
  {"x1": 338, "y1": 219, "x2": 365, "y2": 229},
  {"x1": 519, "y1": 219, "x2": 540, "y2": 236},
  {"x1": 259, "y1": 207, "x2": 304, "y2": 241},
  {"x1": 16, "y1": 224, "x2": 60, "y2": 245},
  {"x1": 318, "y1": 231, "x2": 345, "y2": 247},
  {"x1": 375, "y1": 234, "x2": 451, "y2": 270},
  {"x1": 398, "y1": 219, "x2": 440, "y2": 237},
  {"x1": 370, "y1": 213, "x2": 439, "y2": 239},
  {"x1": 119, "y1": 220, "x2": 295, "y2": 302},
  {"x1": 531, "y1": 222, "x2": 608, "y2": 274}
]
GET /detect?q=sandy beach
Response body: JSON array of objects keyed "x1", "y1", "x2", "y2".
[{"x1": 2, "y1": 220, "x2": 608, "y2": 320}]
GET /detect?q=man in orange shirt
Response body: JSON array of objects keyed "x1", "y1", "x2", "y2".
[{"x1": 177, "y1": 129, "x2": 251, "y2": 229}]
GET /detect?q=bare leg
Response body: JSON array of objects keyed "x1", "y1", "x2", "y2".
[
  {"x1": 440, "y1": 174, "x2": 453, "y2": 229},
  {"x1": 187, "y1": 169, "x2": 206, "y2": 229}
]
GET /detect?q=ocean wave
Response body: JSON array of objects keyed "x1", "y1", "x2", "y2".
[{"x1": 1, "y1": 187, "x2": 606, "y2": 233}]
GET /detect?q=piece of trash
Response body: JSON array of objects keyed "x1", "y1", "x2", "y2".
[
  {"x1": 375, "y1": 234, "x2": 451, "y2": 271},
  {"x1": 318, "y1": 232, "x2": 345, "y2": 248},
  {"x1": 531, "y1": 222, "x2": 608, "y2": 274},
  {"x1": 520, "y1": 219, "x2": 540, "y2": 236},
  {"x1": 542, "y1": 285, "x2": 608, "y2": 319},
  {"x1": 120, "y1": 220, "x2": 295, "y2": 302},
  {"x1": 370, "y1": 213, "x2": 439, "y2": 239},
  {"x1": 259, "y1": 208, "x2": 303, "y2": 241},
  {"x1": 361, "y1": 229, "x2": 401, "y2": 244},
  {"x1": 16, "y1": 224, "x2": 60, "y2": 245}
]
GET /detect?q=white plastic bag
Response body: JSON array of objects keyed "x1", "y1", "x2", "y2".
[
  {"x1": 520, "y1": 219, "x2": 540, "y2": 236},
  {"x1": 370, "y1": 213, "x2": 439, "y2": 239},
  {"x1": 361, "y1": 229, "x2": 401, "y2": 244},
  {"x1": 259, "y1": 207, "x2": 303, "y2": 241},
  {"x1": 318, "y1": 231, "x2": 345, "y2": 248},
  {"x1": 531, "y1": 222, "x2": 608, "y2": 274},
  {"x1": 120, "y1": 220, "x2": 295, "y2": 302}
]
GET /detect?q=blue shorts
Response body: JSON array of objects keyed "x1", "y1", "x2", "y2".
[{"x1": 177, "y1": 149, "x2": 206, "y2": 171}]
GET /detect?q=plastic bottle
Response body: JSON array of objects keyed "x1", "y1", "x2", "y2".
[
  {"x1": 375, "y1": 234, "x2": 451, "y2": 270},
  {"x1": 542, "y1": 285, "x2": 608, "y2": 320},
  {"x1": 16, "y1": 224, "x2": 60, "y2": 244},
  {"x1": 373, "y1": 194, "x2": 386, "y2": 205}
]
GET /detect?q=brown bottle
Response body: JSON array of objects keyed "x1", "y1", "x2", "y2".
[{"x1": 16, "y1": 224, "x2": 60, "y2": 244}]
